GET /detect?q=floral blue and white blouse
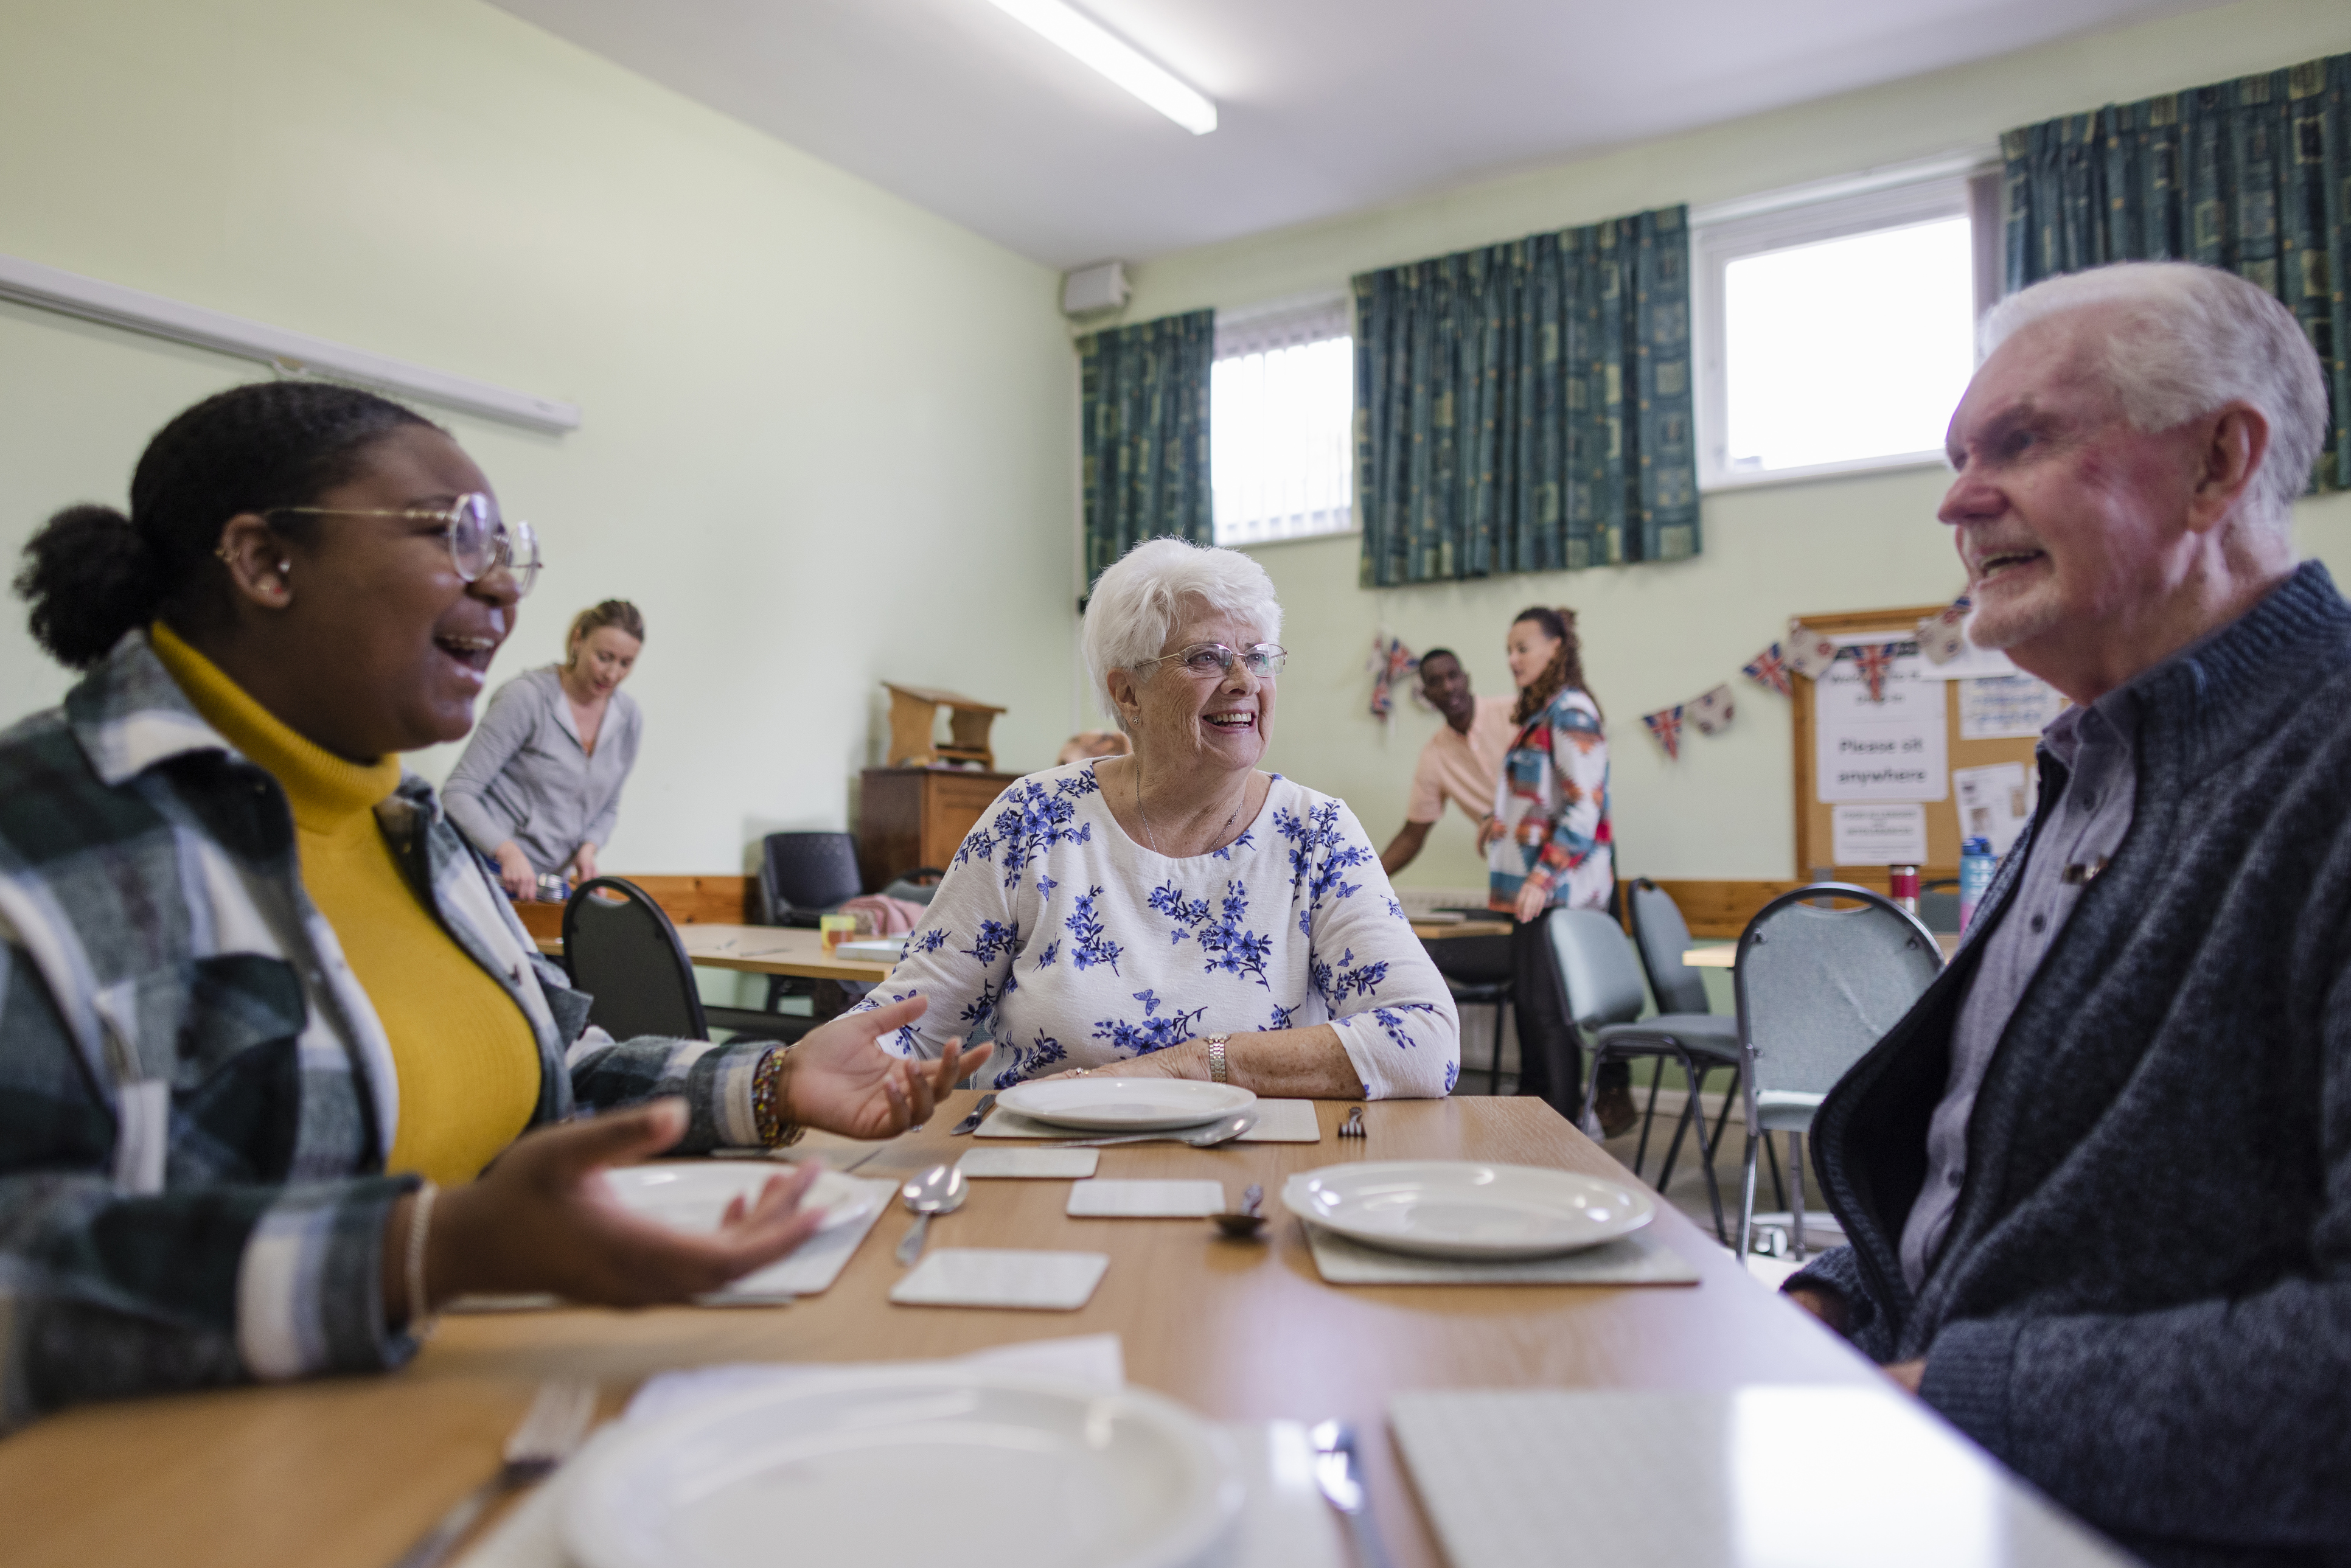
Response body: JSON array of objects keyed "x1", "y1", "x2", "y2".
[{"x1": 851, "y1": 762, "x2": 1460, "y2": 1099}]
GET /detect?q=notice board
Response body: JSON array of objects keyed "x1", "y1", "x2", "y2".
[{"x1": 1791, "y1": 605, "x2": 2060, "y2": 883}]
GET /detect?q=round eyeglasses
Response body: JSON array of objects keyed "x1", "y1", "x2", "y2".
[
  {"x1": 266, "y1": 491, "x2": 542, "y2": 598},
  {"x1": 1143, "y1": 642, "x2": 1288, "y2": 680}
]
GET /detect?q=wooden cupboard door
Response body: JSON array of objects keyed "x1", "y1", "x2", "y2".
[{"x1": 922, "y1": 775, "x2": 1011, "y2": 865}]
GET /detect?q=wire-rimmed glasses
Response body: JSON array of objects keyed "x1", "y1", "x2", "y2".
[
  {"x1": 1142, "y1": 642, "x2": 1288, "y2": 680},
  {"x1": 267, "y1": 492, "x2": 542, "y2": 598}
]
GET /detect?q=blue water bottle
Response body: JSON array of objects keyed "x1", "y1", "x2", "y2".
[{"x1": 1959, "y1": 836, "x2": 1997, "y2": 933}]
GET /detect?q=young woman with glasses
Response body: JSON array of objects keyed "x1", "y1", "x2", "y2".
[{"x1": 0, "y1": 382, "x2": 980, "y2": 1429}]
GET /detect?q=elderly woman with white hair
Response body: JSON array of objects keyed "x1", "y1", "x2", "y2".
[{"x1": 853, "y1": 538, "x2": 1460, "y2": 1098}]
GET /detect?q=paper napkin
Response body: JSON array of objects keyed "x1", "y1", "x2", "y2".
[
  {"x1": 975, "y1": 1096, "x2": 1322, "y2": 1143},
  {"x1": 955, "y1": 1148, "x2": 1101, "y2": 1179},
  {"x1": 1303, "y1": 1225, "x2": 1699, "y2": 1286},
  {"x1": 1065, "y1": 1179, "x2": 1226, "y2": 1218},
  {"x1": 888, "y1": 1248, "x2": 1109, "y2": 1310}
]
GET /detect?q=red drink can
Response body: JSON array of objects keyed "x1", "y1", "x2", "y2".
[{"x1": 1889, "y1": 864, "x2": 1921, "y2": 913}]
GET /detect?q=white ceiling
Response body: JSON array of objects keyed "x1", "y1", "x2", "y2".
[{"x1": 489, "y1": 0, "x2": 2210, "y2": 271}]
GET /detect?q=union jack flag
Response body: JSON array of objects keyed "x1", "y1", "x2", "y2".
[
  {"x1": 1643, "y1": 705, "x2": 1685, "y2": 760},
  {"x1": 1743, "y1": 643, "x2": 1792, "y2": 697},
  {"x1": 1850, "y1": 641, "x2": 1902, "y2": 702},
  {"x1": 1368, "y1": 635, "x2": 1418, "y2": 719}
]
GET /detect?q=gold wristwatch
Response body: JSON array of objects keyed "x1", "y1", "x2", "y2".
[{"x1": 1204, "y1": 1033, "x2": 1231, "y2": 1083}]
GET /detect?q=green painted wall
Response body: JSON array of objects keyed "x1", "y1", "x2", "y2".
[
  {"x1": 1113, "y1": 0, "x2": 2351, "y2": 890},
  {"x1": 0, "y1": 0, "x2": 1079, "y2": 874}
]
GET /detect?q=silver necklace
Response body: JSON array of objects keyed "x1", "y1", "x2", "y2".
[{"x1": 1136, "y1": 765, "x2": 1244, "y2": 857}]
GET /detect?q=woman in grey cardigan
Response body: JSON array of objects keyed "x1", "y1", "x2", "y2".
[{"x1": 446, "y1": 600, "x2": 645, "y2": 897}]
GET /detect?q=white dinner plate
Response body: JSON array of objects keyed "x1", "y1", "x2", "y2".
[
  {"x1": 1281, "y1": 1160, "x2": 1655, "y2": 1260},
  {"x1": 996, "y1": 1078, "x2": 1257, "y2": 1131},
  {"x1": 559, "y1": 1368, "x2": 1245, "y2": 1568},
  {"x1": 604, "y1": 1161, "x2": 877, "y2": 1235}
]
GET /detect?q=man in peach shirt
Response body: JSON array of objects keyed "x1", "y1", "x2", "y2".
[{"x1": 1381, "y1": 649, "x2": 1514, "y2": 877}]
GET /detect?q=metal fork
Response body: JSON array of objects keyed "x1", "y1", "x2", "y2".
[
  {"x1": 1338, "y1": 1106, "x2": 1367, "y2": 1138},
  {"x1": 389, "y1": 1378, "x2": 597, "y2": 1568}
]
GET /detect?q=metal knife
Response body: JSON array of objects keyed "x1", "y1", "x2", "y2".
[
  {"x1": 947, "y1": 1093, "x2": 997, "y2": 1136},
  {"x1": 1311, "y1": 1420, "x2": 1398, "y2": 1568}
]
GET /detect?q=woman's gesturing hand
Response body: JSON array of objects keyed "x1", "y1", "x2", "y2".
[
  {"x1": 409, "y1": 1099, "x2": 824, "y2": 1315},
  {"x1": 1475, "y1": 815, "x2": 1503, "y2": 853},
  {"x1": 784, "y1": 996, "x2": 993, "y2": 1141},
  {"x1": 1513, "y1": 877, "x2": 1550, "y2": 924}
]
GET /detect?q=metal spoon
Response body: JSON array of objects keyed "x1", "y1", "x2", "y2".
[
  {"x1": 1037, "y1": 1110, "x2": 1259, "y2": 1150},
  {"x1": 1211, "y1": 1183, "x2": 1267, "y2": 1238},
  {"x1": 893, "y1": 1163, "x2": 966, "y2": 1266}
]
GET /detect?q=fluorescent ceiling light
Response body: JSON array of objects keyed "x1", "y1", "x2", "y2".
[{"x1": 990, "y1": 0, "x2": 1217, "y2": 136}]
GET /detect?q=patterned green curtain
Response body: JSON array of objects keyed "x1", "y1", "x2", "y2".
[
  {"x1": 1353, "y1": 206, "x2": 1697, "y2": 588},
  {"x1": 1079, "y1": 310, "x2": 1215, "y2": 582},
  {"x1": 2003, "y1": 52, "x2": 2350, "y2": 493}
]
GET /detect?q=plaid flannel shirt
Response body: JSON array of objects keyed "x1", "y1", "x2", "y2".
[{"x1": 0, "y1": 632, "x2": 772, "y2": 1429}]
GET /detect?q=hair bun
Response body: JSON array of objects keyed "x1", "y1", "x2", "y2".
[{"x1": 14, "y1": 504, "x2": 164, "y2": 670}]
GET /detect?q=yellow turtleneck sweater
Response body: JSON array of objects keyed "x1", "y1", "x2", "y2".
[{"x1": 151, "y1": 624, "x2": 541, "y2": 1186}]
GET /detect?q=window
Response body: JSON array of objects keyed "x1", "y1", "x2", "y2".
[
  {"x1": 1693, "y1": 161, "x2": 2001, "y2": 489},
  {"x1": 1211, "y1": 296, "x2": 1354, "y2": 546}
]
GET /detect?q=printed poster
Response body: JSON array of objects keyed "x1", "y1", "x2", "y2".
[
  {"x1": 1832, "y1": 804, "x2": 1929, "y2": 865},
  {"x1": 1814, "y1": 650, "x2": 1947, "y2": 803},
  {"x1": 1958, "y1": 674, "x2": 2068, "y2": 740},
  {"x1": 1953, "y1": 761, "x2": 2033, "y2": 856}
]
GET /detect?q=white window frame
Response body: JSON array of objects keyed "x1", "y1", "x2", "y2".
[
  {"x1": 1691, "y1": 153, "x2": 2001, "y2": 492},
  {"x1": 1210, "y1": 291, "x2": 1356, "y2": 548}
]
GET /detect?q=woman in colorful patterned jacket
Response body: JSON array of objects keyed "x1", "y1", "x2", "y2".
[
  {"x1": 850, "y1": 537, "x2": 1458, "y2": 1100},
  {"x1": 1479, "y1": 605, "x2": 1631, "y2": 1131},
  {"x1": 0, "y1": 383, "x2": 979, "y2": 1430}
]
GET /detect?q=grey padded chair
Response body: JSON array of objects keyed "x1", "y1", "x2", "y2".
[
  {"x1": 1577, "y1": 880, "x2": 1746, "y2": 1241},
  {"x1": 1734, "y1": 883, "x2": 1943, "y2": 1261},
  {"x1": 564, "y1": 877, "x2": 799, "y2": 1045},
  {"x1": 1548, "y1": 910, "x2": 1724, "y2": 1233}
]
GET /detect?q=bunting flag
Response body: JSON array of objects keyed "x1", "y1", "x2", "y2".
[
  {"x1": 1688, "y1": 684, "x2": 1735, "y2": 736},
  {"x1": 1850, "y1": 641, "x2": 1901, "y2": 702},
  {"x1": 1741, "y1": 643, "x2": 1792, "y2": 697},
  {"x1": 1643, "y1": 705, "x2": 1685, "y2": 760},
  {"x1": 1368, "y1": 635, "x2": 1418, "y2": 720},
  {"x1": 1915, "y1": 594, "x2": 1972, "y2": 665},
  {"x1": 1785, "y1": 621, "x2": 1840, "y2": 681}
]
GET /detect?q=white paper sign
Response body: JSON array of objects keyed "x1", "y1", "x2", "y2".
[
  {"x1": 1814, "y1": 652, "x2": 1947, "y2": 802},
  {"x1": 1831, "y1": 804, "x2": 1929, "y2": 865},
  {"x1": 1952, "y1": 761, "x2": 2033, "y2": 855},
  {"x1": 1914, "y1": 641, "x2": 2022, "y2": 681},
  {"x1": 1958, "y1": 674, "x2": 2067, "y2": 739}
]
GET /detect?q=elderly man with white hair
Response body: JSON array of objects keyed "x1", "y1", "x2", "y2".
[
  {"x1": 852, "y1": 537, "x2": 1460, "y2": 1099},
  {"x1": 1786, "y1": 260, "x2": 2348, "y2": 1564}
]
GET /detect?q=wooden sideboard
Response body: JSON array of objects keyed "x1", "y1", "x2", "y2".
[{"x1": 857, "y1": 767, "x2": 1019, "y2": 889}]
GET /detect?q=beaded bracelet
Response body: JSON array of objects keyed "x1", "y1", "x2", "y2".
[{"x1": 751, "y1": 1046, "x2": 806, "y2": 1148}]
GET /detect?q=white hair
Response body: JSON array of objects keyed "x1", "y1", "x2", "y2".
[
  {"x1": 1980, "y1": 262, "x2": 2327, "y2": 532},
  {"x1": 1082, "y1": 537, "x2": 1283, "y2": 730}
]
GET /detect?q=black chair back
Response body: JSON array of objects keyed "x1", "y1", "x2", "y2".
[
  {"x1": 1426, "y1": 932, "x2": 1512, "y2": 988},
  {"x1": 563, "y1": 876, "x2": 708, "y2": 1041},
  {"x1": 1628, "y1": 879, "x2": 1710, "y2": 1016},
  {"x1": 757, "y1": 832, "x2": 865, "y2": 927}
]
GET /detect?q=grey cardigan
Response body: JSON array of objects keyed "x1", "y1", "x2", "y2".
[
  {"x1": 444, "y1": 665, "x2": 642, "y2": 876},
  {"x1": 1791, "y1": 561, "x2": 2351, "y2": 1567}
]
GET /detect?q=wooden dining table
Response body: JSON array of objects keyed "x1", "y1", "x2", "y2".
[
  {"x1": 535, "y1": 921, "x2": 896, "y2": 985},
  {"x1": 0, "y1": 1095, "x2": 1882, "y2": 1568}
]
